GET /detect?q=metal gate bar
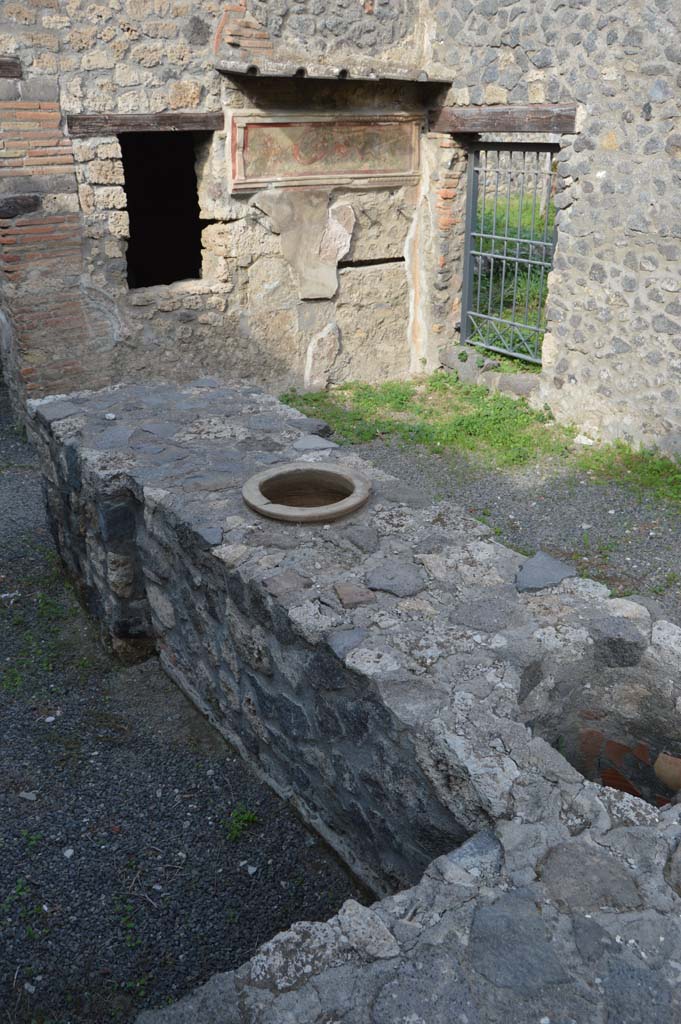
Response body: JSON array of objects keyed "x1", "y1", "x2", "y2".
[{"x1": 461, "y1": 141, "x2": 559, "y2": 365}]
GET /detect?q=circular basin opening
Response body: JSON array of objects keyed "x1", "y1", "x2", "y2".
[{"x1": 243, "y1": 462, "x2": 371, "y2": 524}]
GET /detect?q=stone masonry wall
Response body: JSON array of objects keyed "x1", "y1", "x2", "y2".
[
  {"x1": 29, "y1": 380, "x2": 681, "y2": 894},
  {"x1": 429, "y1": 0, "x2": 681, "y2": 451},
  {"x1": 137, "y1": 814, "x2": 681, "y2": 1024},
  {"x1": 1, "y1": 3, "x2": 440, "y2": 411},
  {"x1": 28, "y1": 379, "x2": 681, "y2": 1020}
]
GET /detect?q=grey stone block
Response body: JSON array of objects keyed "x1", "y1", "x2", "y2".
[
  {"x1": 448, "y1": 830, "x2": 503, "y2": 881},
  {"x1": 366, "y1": 559, "x2": 425, "y2": 597},
  {"x1": 515, "y1": 551, "x2": 577, "y2": 592},
  {"x1": 603, "y1": 963, "x2": 675, "y2": 1024},
  {"x1": 20, "y1": 77, "x2": 59, "y2": 101},
  {"x1": 34, "y1": 399, "x2": 79, "y2": 424},
  {"x1": 571, "y1": 914, "x2": 619, "y2": 963},
  {"x1": 195, "y1": 525, "x2": 223, "y2": 548},
  {"x1": 292, "y1": 434, "x2": 339, "y2": 451},
  {"x1": 343, "y1": 524, "x2": 379, "y2": 553},
  {"x1": 371, "y1": 951, "x2": 479, "y2": 1023},
  {"x1": 540, "y1": 843, "x2": 642, "y2": 911},
  {"x1": 589, "y1": 615, "x2": 648, "y2": 667},
  {"x1": 468, "y1": 891, "x2": 569, "y2": 994},
  {"x1": 97, "y1": 500, "x2": 137, "y2": 544},
  {"x1": 327, "y1": 627, "x2": 368, "y2": 660}
]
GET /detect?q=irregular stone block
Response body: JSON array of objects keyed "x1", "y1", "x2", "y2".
[
  {"x1": 334, "y1": 583, "x2": 376, "y2": 609},
  {"x1": 304, "y1": 323, "x2": 341, "y2": 391},
  {"x1": 337, "y1": 899, "x2": 400, "y2": 959},
  {"x1": 589, "y1": 615, "x2": 648, "y2": 667},
  {"x1": 469, "y1": 891, "x2": 569, "y2": 994},
  {"x1": 366, "y1": 559, "x2": 425, "y2": 597},
  {"x1": 515, "y1": 551, "x2": 577, "y2": 592},
  {"x1": 292, "y1": 434, "x2": 339, "y2": 451},
  {"x1": 539, "y1": 843, "x2": 641, "y2": 911},
  {"x1": 97, "y1": 499, "x2": 136, "y2": 544}
]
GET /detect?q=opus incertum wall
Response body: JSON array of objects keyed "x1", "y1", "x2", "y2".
[
  {"x1": 30, "y1": 380, "x2": 681, "y2": 886},
  {"x1": 29, "y1": 379, "x2": 681, "y2": 1021},
  {"x1": 1, "y1": 1, "x2": 679, "y2": 450}
]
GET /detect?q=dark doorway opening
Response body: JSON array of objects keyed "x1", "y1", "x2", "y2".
[{"x1": 120, "y1": 131, "x2": 207, "y2": 289}]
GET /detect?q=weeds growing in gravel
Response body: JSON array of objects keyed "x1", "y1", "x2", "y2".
[
  {"x1": 577, "y1": 441, "x2": 681, "y2": 509},
  {"x1": 114, "y1": 899, "x2": 141, "y2": 949},
  {"x1": 224, "y1": 802, "x2": 259, "y2": 841},
  {"x1": 282, "y1": 372, "x2": 681, "y2": 508}
]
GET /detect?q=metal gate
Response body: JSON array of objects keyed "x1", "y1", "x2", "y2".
[{"x1": 461, "y1": 142, "x2": 559, "y2": 364}]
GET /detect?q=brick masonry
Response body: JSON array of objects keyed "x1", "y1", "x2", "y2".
[{"x1": 0, "y1": 83, "x2": 116, "y2": 414}]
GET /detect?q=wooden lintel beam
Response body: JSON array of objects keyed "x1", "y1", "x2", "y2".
[
  {"x1": 429, "y1": 104, "x2": 577, "y2": 135},
  {"x1": 0, "y1": 56, "x2": 22, "y2": 79},
  {"x1": 66, "y1": 112, "x2": 224, "y2": 138}
]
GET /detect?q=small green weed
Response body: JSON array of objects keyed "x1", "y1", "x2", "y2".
[
  {"x1": 492, "y1": 353, "x2": 543, "y2": 375},
  {"x1": 1, "y1": 877, "x2": 49, "y2": 939},
  {"x1": 223, "y1": 803, "x2": 259, "y2": 841},
  {"x1": 651, "y1": 572, "x2": 680, "y2": 596},
  {"x1": 114, "y1": 899, "x2": 141, "y2": 949},
  {"x1": 21, "y1": 830, "x2": 44, "y2": 849},
  {"x1": 2, "y1": 877, "x2": 30, "y2": 915},
  {"x1": 122, "y1": 974, "x2": 152, "y2": 999},
  {"x1": 0, "y1": 666, "x2": 24, "y2": 693}
]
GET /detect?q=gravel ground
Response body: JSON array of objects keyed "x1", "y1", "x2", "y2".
[
  {"x1": 354, "y1": 438, "x2": 681, "y2": 626},
  {"x1": 0, "y1": 383, "x2": 368, "y2": 1024}
]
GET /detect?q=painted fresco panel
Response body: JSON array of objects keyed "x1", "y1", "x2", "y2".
[{"x1": 230, "y1": 114, "x2": 421, "y2": 191}]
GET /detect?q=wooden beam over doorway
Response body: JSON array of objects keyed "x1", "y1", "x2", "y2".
[
  {"x1": 429, "y1": 104, "x2": 577, "y2": 135},
  {"x1": 66, "y1": 112, "x2": 225, "y2": 138}
]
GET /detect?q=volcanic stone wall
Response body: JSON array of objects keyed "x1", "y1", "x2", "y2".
[
  {"x1": 29, "y1": 380, "x2": 681, "y2": 893},
  {"x1": 428, "y1": 0, "x2": 681, "y2": 450}
]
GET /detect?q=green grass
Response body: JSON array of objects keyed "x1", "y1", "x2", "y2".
[
  {"x1": 283, "y1": 372, "x2": 573, "y2": 469},
  {"x1": 469, "y1": 193, "x2": 556, "y2": 362},
  {"x1": 577, "y1": 440, "x2": 681, "y2": 508},
  {"x1": 282, "y1": 372, "x2": 681, "y2": 510}
]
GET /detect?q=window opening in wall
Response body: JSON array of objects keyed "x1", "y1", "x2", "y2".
[
  {"x1": 120, "y1": 131, "x2": 208, "y2": 289},
  {"x1": 461, "y1": 142, "x2": 559, "y2": 365}
]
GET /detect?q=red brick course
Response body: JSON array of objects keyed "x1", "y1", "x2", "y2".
[
  {"x1": 1, "y1": 96, "x2": 113, "y2": 403},
  {"x1": 213, "y1": 1, "x2": 274, "y2": 58}
]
